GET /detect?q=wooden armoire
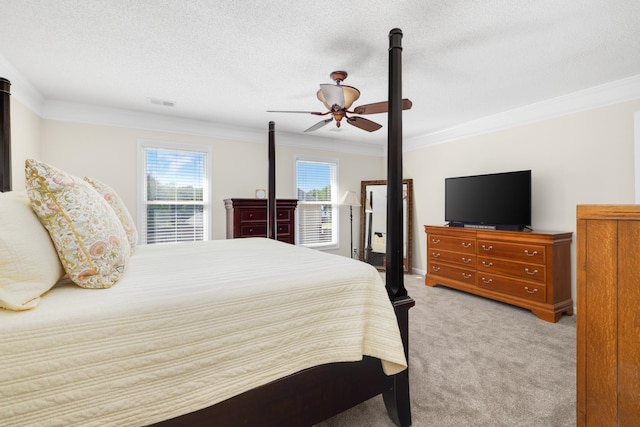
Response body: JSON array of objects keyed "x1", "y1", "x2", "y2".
[{"x1": 576, "y1": 205, "x2": 640, "y2": 426}]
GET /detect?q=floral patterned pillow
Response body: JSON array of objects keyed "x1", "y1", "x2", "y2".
[
  {"x1": 25, "y1": 159, "x2": 129, "y2": 289},
  {"x1": 84, "y1": 176, "x2": 138, "y2": 254}
]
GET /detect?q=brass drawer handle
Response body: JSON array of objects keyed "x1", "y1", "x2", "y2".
[
  {"x1": 481, "y1": 277, "x2": 492, "y2": 284},
  {"x1": 431, "y1": 266, "x2": 441, "y2": 272},
  {"x1": 432, "y1": 252, "x2": 441, "y2": 258},
  {"x1": 524, "y1": 250, "x2": 538, "y2": 256},
  {"x1": 481, "y1": 245, "x2": 492, "y2": 251},
  {"x1": 481, "y1": 261, "x2": 493, "y2": 267},
  {"x1": 431, "y1": 238, "x2": 441, "y2": 244},
  {"x1": 524, "y1": 286, "x2": 538, "y2": 294},
  {"x1": 462, "y1": 242, "x2": 472, "y2": 248},
  {"x1": 462, "y1": 273, "x2": 472, "y2": 279},
  {"x1": 461, "y1": 257, "x2": 471, "y2": 264},
  {"x1": 524, "y1": 268, "x2": 538, "y2": 275}
]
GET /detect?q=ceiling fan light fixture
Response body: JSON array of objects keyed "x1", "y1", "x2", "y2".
[
  {"x1": 317, "y1": 84, "x2": 360, "y2": 110},
  {"x1": 341, "y1": 85, "x2": 360, "y2": 109}
]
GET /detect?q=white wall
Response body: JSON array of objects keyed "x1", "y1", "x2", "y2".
[
  {"x1": 9, "y1": 97, "x2": 42, "y2": 190},
  {"x1": 405, "y1": 99, "x2": 640, "y2": 302},
  {"x1": 10, "y1": 94, "x2": 640, "y2": 303},
  {"x1": 30, "y1": 118, "x2": 381, "y2": 257}
]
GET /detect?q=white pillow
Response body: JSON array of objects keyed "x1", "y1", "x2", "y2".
[
  {"x1": 25, "y1": 159, "x2": 130, "y2": 289},
  {"x1": 0, "y1": 191, "x2": 65, "y2": 310}
]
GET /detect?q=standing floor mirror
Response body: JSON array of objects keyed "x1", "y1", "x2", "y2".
[{"x1": 359, "y1": 179, "x2": 413, "y2": 272}]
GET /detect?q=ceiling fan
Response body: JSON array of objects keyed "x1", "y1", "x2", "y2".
[{"x1": 268, "y1": 71, "x2": 412, "y2": 133}]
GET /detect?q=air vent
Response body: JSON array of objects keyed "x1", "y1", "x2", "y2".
[{"x1": 148, "y1": 97, "x2": 176, "y2": 107}]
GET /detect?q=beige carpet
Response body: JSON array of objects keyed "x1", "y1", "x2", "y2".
[{"x1": 317, "y1": 274, "x2": 576, "y2": 427}]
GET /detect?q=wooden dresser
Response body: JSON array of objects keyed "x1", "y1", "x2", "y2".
[
  {"x1": 224, "y1": 198, "x2": 297, "y2": 244},
  {"x1": 576, "y1": 205, "x2": 640, "y2": 426},
  {"x1": 424, "y1": 225, "x2": 573, "y2": 322}
]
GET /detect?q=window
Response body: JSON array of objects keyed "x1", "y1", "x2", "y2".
[
  {"x1": 138, "y1": 140, "x2": 211, "y2": 244},
  {"x1": 296, "y1": 158, "x2": 338, "y2": 248}
]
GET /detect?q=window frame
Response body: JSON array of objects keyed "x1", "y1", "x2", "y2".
[
  {"x1": 137, "y1": 139, "x2": 212, "y2": 244},
  {"x1": 294, "y1": 155, "x2": 339, "y2": 250}
]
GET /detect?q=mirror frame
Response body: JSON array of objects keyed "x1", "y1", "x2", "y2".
[{"x1": 359, "y1": 179, "x2": 413, "y2": 272}]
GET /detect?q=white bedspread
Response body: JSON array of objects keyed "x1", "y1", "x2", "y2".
[{"x1": 0, "y1": 238, "x2": 407, "y2": 427}]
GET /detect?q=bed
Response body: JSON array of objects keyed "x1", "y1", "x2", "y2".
[{"x1": 0, "y1": 28, "x2": 414, "y2": 427}]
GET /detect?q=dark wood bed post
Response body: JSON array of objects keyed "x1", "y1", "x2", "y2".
[
  {"x1": 0, "y1": 77, "x2": 11, "y2": 193},
  {"x1": 267, "y1": 121, "x2": 276, "y2": 239},
  {"x1": 383, "y1": 28, "x2": 415, "y2": 427}
]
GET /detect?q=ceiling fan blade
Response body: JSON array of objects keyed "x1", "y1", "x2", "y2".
[
  {"x1": 318, "y1": 84, "x2": 345, "y2": 109},
  {"x1": 304, "y1": 118, "x2": 333, "y2": 132},
  {"x1": 347, "y1": 116, "x2": 383, "y2": 132},
  {"x1": 267, "y1": 110, "x2": 327, "y2": 116},
  {"x1": 352, "y1": 98, "x2": 413, "y2": 115}
]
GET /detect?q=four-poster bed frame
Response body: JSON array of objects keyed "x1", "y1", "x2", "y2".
[{"x1": 0, "y1": 29, "x2": 414, "y2": 427}]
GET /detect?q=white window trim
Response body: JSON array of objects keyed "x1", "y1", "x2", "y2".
[
  {"x1": 294, "y1": 155, "x2": 340, "y2": 250},
  {"x1": 137, "y1": 139, "x2": 212, "y2": 244}
]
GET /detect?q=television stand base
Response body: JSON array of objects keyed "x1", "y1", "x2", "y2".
[
  {"x1": 447, "y1": 222, "x2": 526, "y2": 231},
  {"x1": 424, "y1": 225, "x2": 574, "y2": 323}
]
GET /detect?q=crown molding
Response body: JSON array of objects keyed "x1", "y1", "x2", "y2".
[
  {"x1": 405, "y1": 73, "x2": 640, "y2": 151},
  {"x1": 0, "y1": 54, "x2": 44, "y2": 115},
  {"x1": 4, "y1": 49, "x2": 637, "y2": 157},
  {"x1": 40, "y1": 100, "x2": 384, "y2": 157}
]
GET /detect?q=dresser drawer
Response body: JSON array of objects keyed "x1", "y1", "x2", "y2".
[
  {"x1": 477, "y1": 240, "x2": 545, "y2": 263},
  {"x1": 276, "y1": 222, "x2": 291, "y2": 236},
  {"x1": 428, "y1": 235, "x2": 476, "y2": 254},
  {"x1": 429, "y1": 249, "x2": 476, "y2": 268},
  {"x1": 477, "y1": 273, "x2": 547, "y2": 303},
  {"x1": 276, "y1": 209, "x2": 291, "y2": 221},
  {"x1": 429, "y1": 262, "x2": 476, "y2": 285},
  {"x1": 239, "y1": 209, "x2": 267, "y2": 222},
  {"x1": 477, "y1": 257, "x2": 546, "y2": 283},
  {"x1": 239, "y1": 223, "x2": 267, "y2": 237}
]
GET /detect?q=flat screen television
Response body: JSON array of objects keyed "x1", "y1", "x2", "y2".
[{"x1": 445, "y1": 170, "x2": 531, "y2": 231}]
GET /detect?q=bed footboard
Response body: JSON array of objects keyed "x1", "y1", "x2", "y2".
[{"x1": 151, "y1": 297, "x2": 414, "y2": 427}]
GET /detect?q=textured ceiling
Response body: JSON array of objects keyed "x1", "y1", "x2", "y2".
[{"x1": 1, "y1": 1, "x2": 640, "y2": 146}]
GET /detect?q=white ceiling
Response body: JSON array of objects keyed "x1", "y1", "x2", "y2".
[{"x1": 1, "y1": 1, "x2": 640, "y2": 147}]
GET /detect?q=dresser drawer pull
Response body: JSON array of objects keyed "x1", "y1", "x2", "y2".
[
  {"x1": 249, "y1": 213, "x2": 253, "y2": 218},
  {"x1": 432, "y1": 266, "x2": 441, "y2": 272},
  {"x1": 249, "y1": 228, "x2": 253, "y2": 232},
  {"x1": 524, "y1": 250, "x2": 538, "y2": 256},
  {"x1": 462, "y1": 242, "x2": 472, "y2": 248},
  {"x1": 524, "y1": 286, "x2": 538, "y2": 294},
  {"x1": 481, "y1": 261, "x2": 493, "y2": 267},
  {"x1": 481, "y1": 245, "x2": 493, "y2": 251},
  {"x1": 431, "y1": 252, "x2": 441, "y2": 258},
  {"x1": 431, "y1": 238, "x2": 440, "y2": 244},
  {"x1": 461, "y1": 257, "x2": 471, "y2": 264},
  {"x1": 524, "y1": 268, "x2": 539, "y2": 275},
  {"x1": 481, "y1": 277, "x2": 492, "y2": 284},
  {"x1": 461, "y1": 273, "x2": 472, "y2": 279}
]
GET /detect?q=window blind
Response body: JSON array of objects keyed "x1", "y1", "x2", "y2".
[
  {"x1": 143, "y1": 147, "x2": 208, "y2": 244},
  {"x1": 296, "y1": 159, "x2": 337, "y2": 247}
]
